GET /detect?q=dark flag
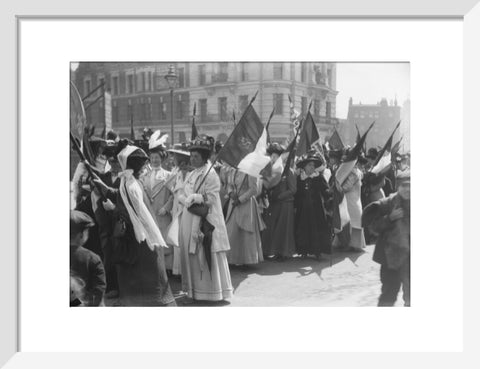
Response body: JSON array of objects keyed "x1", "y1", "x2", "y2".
[
  {"x1": 328, "y1": 128, "x2": 345, "y2": 151},
  {"x1": 296, "y1": 109, "x2": 320, "y2": 157},
  {"x1": 216, "y1": 92, "x2": 268, "y2": 175},
  {"x1": 370, "y1": 121, "x2": 401, "y2": 174}
]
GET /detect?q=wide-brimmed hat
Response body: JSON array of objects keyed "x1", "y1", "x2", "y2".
[
  {"x1": 189, "y1": 134, "x2": 215, "y2": 153},
  {"x1": 296, "y1": 150, "x2": 324, "y2": 169},
  {"x1": 168, "y1": 142, "x2": 191, "y2": 157},
  {"x1": 266, "y1": 142, "x2": 285, "y2": 156}
]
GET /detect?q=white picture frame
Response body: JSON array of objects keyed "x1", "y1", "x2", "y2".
[{"x1": 2, "y1": 0, "x2": 480, "y2": 367}]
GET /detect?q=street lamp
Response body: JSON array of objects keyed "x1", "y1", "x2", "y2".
[{"x1": 164, "y1": 64, "x2": 177, "y2": 146}]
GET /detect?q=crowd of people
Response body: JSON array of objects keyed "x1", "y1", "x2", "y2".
[{"x1": 70, "y1": 129, "x2": 411, "y2": 307}]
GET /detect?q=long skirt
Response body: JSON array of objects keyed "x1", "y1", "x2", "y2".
[
  {"x1": 261, "y1": 200, "x2": 296, "y2": 257},
  {"x1": 226, "y1": 216, "x2": 263, "y2": 265},
  {"x1": 116, "y1": 241, "x2": 176, "y2": 306},
  {"x1": 179, "y1": 211, "x2": 233, "y2": 301}
]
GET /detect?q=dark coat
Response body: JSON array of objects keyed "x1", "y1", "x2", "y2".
[
  {"x1": 294, "y1": 173, "x2": 333, "y2": 256},
  {"x1": 362, "y1": 193, "x2": 410, "y2": 270}
]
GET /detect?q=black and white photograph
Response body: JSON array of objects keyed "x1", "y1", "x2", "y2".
[{"x1": 70, "y1": 61, "x2": 410, "y2": 308}]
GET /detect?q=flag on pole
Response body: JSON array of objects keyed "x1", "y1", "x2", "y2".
[
  {"x1": 391, "y1": 136, "x2": 403, "y2": 158},
  {"x1": 191, "y1": 102, "x2": 198, "y2": 140},
  {"x1": 336, "y1": 121, "x2": 375, "y2": 185},
  {"x1": 130, "y1": 113, "x2": 135, "y2": 141},
  {"x1": 371, "y1": 121, "x2": 401, "y2": 175},
  {"x1": 296, "y1": 109, "x2": 320, "y2": 157},
  {"x1": 216, "y1": 93, "x2": 269, "y2": 178},
  {"x1": 265, "y1": 107, "x2": 275, "y2": 145},
  {"x1": 328, "y1": 128, "x2": 345, "y2": 151}
]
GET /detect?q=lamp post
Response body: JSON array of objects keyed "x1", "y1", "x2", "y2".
[{"x1": 164, "y1": 64, "x2": 177, "y2": 146}]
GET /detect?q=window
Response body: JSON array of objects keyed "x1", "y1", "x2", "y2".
[
  {"x1": 327, "y1": 69, "x2": 333, "y2": 87},
  {"x1": 314, "y1": 99, "x2": 320, "y2": 116},
  {"x1": 140, "y1": 101, "x2": 147, "y2": 121},
  {"x1": 301, "y1": 64, "x2": 307, "y2": 83},
  {"x1": 199, "y1": 65, "x2": 206, "y2": 86},
  {"x1": 112, "y1": 76, "x2": 119, "y2": 95},
  {"x1": 315, "y1": 69, "x2": 323, "y2": 84},
  {"x1": 238, "y1": 95, "x2": 249, "y2": 113},
  {"x1": 147, "y1": 71, "x2": 152, "y2": 91},
  {"x1": 326, "y1": 102, "x2": 332, "y2": 118},
  {"x1": 301, "y1": 96, "x2": 308, "y2": 116},
  {"x1": 159, "y1": 97, "x2": 167, "y2": 120},
  {"x1": 178, "y1": 67, "x2": 185, "y2": 88},
  {"x1": 218, "y1": 97, "x2": 228, "y2": 121},
  {"x1": 141, "y1": 72, "x2": 146, "y2": 92},
  {"x1": 240, "y1": 63, "x2": 248, "y2": 81},
  {"x1": 176, "y1": 98, "x2": 185, "y2": 120},
  {"x1": 273, "y1": 63, "x2": 283, "y2": 80},
  {"x1": 98, "y1": 77, "x2": 105, "y2": 90},
  {"x1": 127, "y1": 74, "x2": 134, "y2": 94},
  {"x1": 218, "y1": 62, "x2": 228, "y2": 82},
  {"x1": 273, "y1": 94, "x2": 283, "y2": 115},
  {"x1": 199, "y1": 98, "x2": 207, "y2": 122},
  {"x1": 112, "y1": 102, "x2": 119, "y2": 123}
]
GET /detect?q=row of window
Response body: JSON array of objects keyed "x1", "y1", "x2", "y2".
[
  {"x1": 87, "y1": 93, "x2": 333, "y2": 125},
  {"x1": 82, "y1": 63, "x2": 334, "y2": 98}
]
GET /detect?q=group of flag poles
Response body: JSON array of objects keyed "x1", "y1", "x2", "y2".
[
  {"x1": 72, "y1": 79, "x2": 404, "y2": 196},
  {"x1": 72, "y1": 81, "x2": 406, "y2": 268}
]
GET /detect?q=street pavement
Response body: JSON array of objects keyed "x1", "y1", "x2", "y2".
[{"x1": 106, "y1": 245, "x2": 405, "y2": 307}]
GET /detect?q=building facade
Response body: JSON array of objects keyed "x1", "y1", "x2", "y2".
[
  {"x1": 73, "y1": 62, "x2": 339, "y2": 144},
  {"x1": 344, "y1": 97, "x2": 402, "y2": 150}
]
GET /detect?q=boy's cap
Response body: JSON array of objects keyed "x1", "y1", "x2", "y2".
[{"x1": 70, "y1": 210, "x2": 95, "y2": 233}]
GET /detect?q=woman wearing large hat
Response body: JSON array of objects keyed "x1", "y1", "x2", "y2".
[
  {"x1": 261, "y1": 142, "x2": 297, "y2": 260},
  {"x1": 178, "y1": 135, "x2": 233, "y2": 302},
  {"x1": 93, "y1": 139, "x2": 176, "y2": 306},
  {"x1": 141, "y1": 130, "x2": 176, "y2": 273},
  {"x1": 294, "y1": 150, "x2": 333, "y2": 260}
]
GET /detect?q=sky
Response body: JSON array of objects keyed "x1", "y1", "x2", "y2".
[{"x1": 335, "y1": 63, "x2": 410, "y2": 119}]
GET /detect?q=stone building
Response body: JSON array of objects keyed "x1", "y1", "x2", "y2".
[{"x1": 73, "y1": 62, "x2": 339, "y2": 144}]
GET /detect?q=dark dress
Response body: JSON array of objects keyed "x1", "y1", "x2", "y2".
[
  {"x1": 111, "y1": 190, "x2": 176, "y2": 307},
  {"x1": 261, "y1": 169, "x2": 296, "y2": 258},
  {"x1": 294, "y1": 173, "x2": 333, "y2": 257}
]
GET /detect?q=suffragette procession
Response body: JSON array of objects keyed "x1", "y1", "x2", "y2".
[{"x1": 70, "y1": 84, "x2": 411, "y2": 308}]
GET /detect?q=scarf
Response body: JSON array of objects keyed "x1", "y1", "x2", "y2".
[{"x1": 119, "y1": 169, "x2": 167, "y2": 251}]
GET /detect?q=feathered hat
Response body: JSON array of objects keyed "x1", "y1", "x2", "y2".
[
  {"x1": 295, "y1": 149, "x2": 324, "y2": 169},
  {"x1": 148, "y1": 130, "x2": 169, "y2": 153},
  {"x1": 189, "y1": 134, "x2": 215, "y2": 154}
]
